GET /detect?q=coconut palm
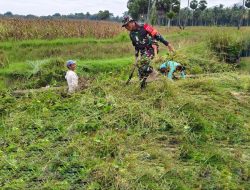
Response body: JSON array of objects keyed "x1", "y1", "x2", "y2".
[
  {"x1": 245, "y1": 0, "x2": 250, "y2": 8},
  {"x1": 190, "y1": 0, "x2": 198, "y2": 25},
  {"x1": 199, "y1": 0, "x2": 207, "y2": 25}
]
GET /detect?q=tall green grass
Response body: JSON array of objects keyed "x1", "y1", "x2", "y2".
[
  {"x1": 0, "y1": 33, "x2": 130, "y2": 50},
  {"x1": 0, "y1": 57, "x2": 135, "y2": 90},
  {"x1": 240, "y1": 57, "x2": 250, "y2": 73},
  {"x1": 209, "y1": 29, "x2": 250, "y2": 63},
  {"x1": 0, "y1": 50, "x2": 9, "y2": 68},
  {"x1": 0, "y1": 27, "x2": 250, "y2": 189},
  {"x1": 0, "y1": 73, "x2": 249, "y2": 189}
]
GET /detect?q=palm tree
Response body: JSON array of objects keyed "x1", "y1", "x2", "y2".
[
  {"x1": 237, "y1": 0, "x2": 249, "y2": 29},
  {"x1": 199, "y1": 0, "x2": 207, "y2": 11},
  {"x1": 150, "y1": 0, "x2": 158, "y2": 25},
  {"x1": 245, "y1": 0, "x2": 250, "y2": 8},
  {"x1": 155, "y1": 0, "x2": 180, "y2": 27},
  {"x1": 190, "y1": 0, "x2": 198, "y2": 26},
  {"x1": 199, "y1": 0, "x2": 207, "y2": 25},
  {"x1": 248, "y1": 9, "x2": 250, "y2": 26},
  {"x1": 190, "y1": 0, "x2": 198, "y2": 10},
  {"x1": 147, "y1": 0, "x2": 152, "y2": 22}
]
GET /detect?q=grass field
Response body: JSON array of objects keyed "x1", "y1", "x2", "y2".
[{"x1": 0, "y1": 20, "x2": 250, "y2": 189}]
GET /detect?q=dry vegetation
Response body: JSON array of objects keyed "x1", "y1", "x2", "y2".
[{"x1": 0, "y1": 19, "x2": 124, "y2": 40}]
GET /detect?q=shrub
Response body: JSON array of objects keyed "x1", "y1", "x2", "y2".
[
  {"x1": 32, "y1": 58, "x2": 66, "y2": 87},
  {"x1": 209, "y1": 32, "x2": 243, "y2": 63}
]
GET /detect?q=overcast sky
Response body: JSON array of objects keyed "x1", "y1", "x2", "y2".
[{"x1": 0, "y1": 0, "x2": 242, "y2": 16}]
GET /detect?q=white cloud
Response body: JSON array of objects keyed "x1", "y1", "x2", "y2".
[
  {"x1": 0, "y1": 0, "x2": 243, "y2": 16},
  {"x1": 0, "y1": 0, "x2": 128, "y2": 16}
]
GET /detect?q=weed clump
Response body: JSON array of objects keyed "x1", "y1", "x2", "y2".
[
  {"x1": 209, "y1": 31, "x2": 246, "y2": 64},
  {"x1": 29, "y1": 58, "x2": 66, "y2": 88}
]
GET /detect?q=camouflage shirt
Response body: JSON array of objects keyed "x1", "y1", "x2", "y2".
[{"x1": 129, "y1": 23, "x2": 169, "y2": 57}]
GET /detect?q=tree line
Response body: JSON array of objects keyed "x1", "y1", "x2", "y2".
[
  {"x1": 0, "y1": 10, "x2": 123, "y2": 22},
  {"x1": 127, "y1": 0, "x2": 250, "y2": 28},
  {"x1": 1, "y1": 1, "x2": 250, "y2": 28}
]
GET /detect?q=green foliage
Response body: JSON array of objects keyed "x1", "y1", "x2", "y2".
[
  {"x1": 166, "y1": 11, "x2": 176, "y2": 20},
  {"x1": 159, "y1": 45, "x2": 233, "y2": 75},
  {"x1": 156, "y1": 0, "x2": 179, "y2": 13},
  {"x1": 127, "y1": 0, "x2": 150, "y2": 20},
  {"x1": 78, "y1": 57, "x2": 133, "y2": 74},
  {"x1": 240, "y1": 57, "x2": 250, "y2": 73},
  {"x1": 190, "y1": 0, "x2": 198, "y2": 10},
  {"x1": 209, "y1": 31, "x2": 246, "y2": 63},
  {"x1": 97, "y1": 10, "x2": 112, "y2": 20},
  {"x1": 199, "y1": 0, "x2": 207, "y2": 11},
  {"x1": 35, "y1": 58, "x2": 65, "y2": 85},
  {"x1": 0, "y1": 38, "x2": 132, "y2": 63},
  {"x1": 0, "y1": 62, "x2": 33, "y2": 80},
  {"x1": 114, "y1": 32, "x2": 130, "y2": 42},
  {"x1": 150, "y1": 3, "x2": 158, "y2": 25},
  {"x1": 246, "y1": 0, "x2": 250, "y2": 8},
  {"x1": 0, "y1": 50, "x2": 9, "y2": 68},
  {"x1": 0, "y1": 58, "x2": 66, "y2": 89}
]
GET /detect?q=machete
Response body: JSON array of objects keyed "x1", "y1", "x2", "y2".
[{"x1": 126, "y1": 58, "x2": 139, "y2": 85}]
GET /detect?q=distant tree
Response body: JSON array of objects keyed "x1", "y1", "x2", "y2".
[
  {"x1": 190, "y1": 0, "x2": 198, "y2": 10},
  {"x1": 178, "y1": 0, "x2": 192, "y2": 29},
  {"x1": 74, "y1": 13, "x2": 85, "y2": 19},
  {"x1": 155, "y1": 0, "x2": 170, "y2": 25},
  {"x1": 25, "y1": 14, "x2": 38, "y2": 19},
  {"x1": 53, "y1": 13, "x2": 61, "y2": 17},
  {"x1": 166, "y1": 1, "x2": 250, "y2": 26},
  {"x1": 97, "y1": 10, "x2": 112, "y2": 20},
  {"x1": 242, "y1": 0, "x2": 248, "y2": 26},
  {"x1": 202, "y1": 8, "x2": 212, "y2": 26},
  {"x1": 150, "y1": 1, "x2": 158, "y2": 25},
  {"x1": 90, "y1": 14, "x2": 98, "y2": 20},
  {"x1": 179, "y1": 7, "x2": 192, "y2": 28},
  {"x1": 86, "y1": 12, "x2": 91, "y2": 19},
  {"x1": 127, "y1": 0, "x2": 150, "y2": 20},
  {"x1": 190, "y1": 0, "x2": 198, "y2": 25},
  {"x1": 172, "y1": 0, "x2": 181, "y2": 13},
  {"x1": 4, "y1": 11, "x2": 13, "y2": 17},
  {"x1": 245, "y1": 0, "x2": 250, "y2": 8},
  {"x1": 199, "y1": 0, "x2": 207, "y2": 11},
  {"x1": 0, "y1": 10, "x2": 124, "y2": 21},
  {"x1": 212, "y1": 4, "x2": 223, "y2": 25},
  {"x1": 123, "y1": 11, "x2": 129, "y2": 17},
  {"x1": 155, "y1": 0, "x2": 180, "y2": 27},
  {"x1": 231, "y1": 4, "x2": 244, "y2": 29},
  {"x1": 166, "y1": 11, "x2": 176, "y2": 27},
  {"x1": 248, "y1": 9, "x2": 250, "y2": 26},
  {"x1": 198, "y1": 0, "x2": 207, "y2": 25},
  {"x1": 167, "y1": 0, "x2": 180, "y2": 28}
]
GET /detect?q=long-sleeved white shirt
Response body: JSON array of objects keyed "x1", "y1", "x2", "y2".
[{"x1": 65, "y1": 70, "x2": 78, "y2": 93}]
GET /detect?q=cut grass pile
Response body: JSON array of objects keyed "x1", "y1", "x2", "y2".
[
  {"x1": 0, "y1": 73, "x2": 249, "y2": 189},
  {"x1": 0, "y1": 26, "x2": 249, "y2": 189}
]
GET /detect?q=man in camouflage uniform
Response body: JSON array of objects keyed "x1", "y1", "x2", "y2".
[
  {"x1": 122, "y1": 16, "x2": 174, "y2": 58},
  {"x1": 122, "y1": 16, "x2": 175, "y2": 88}
]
